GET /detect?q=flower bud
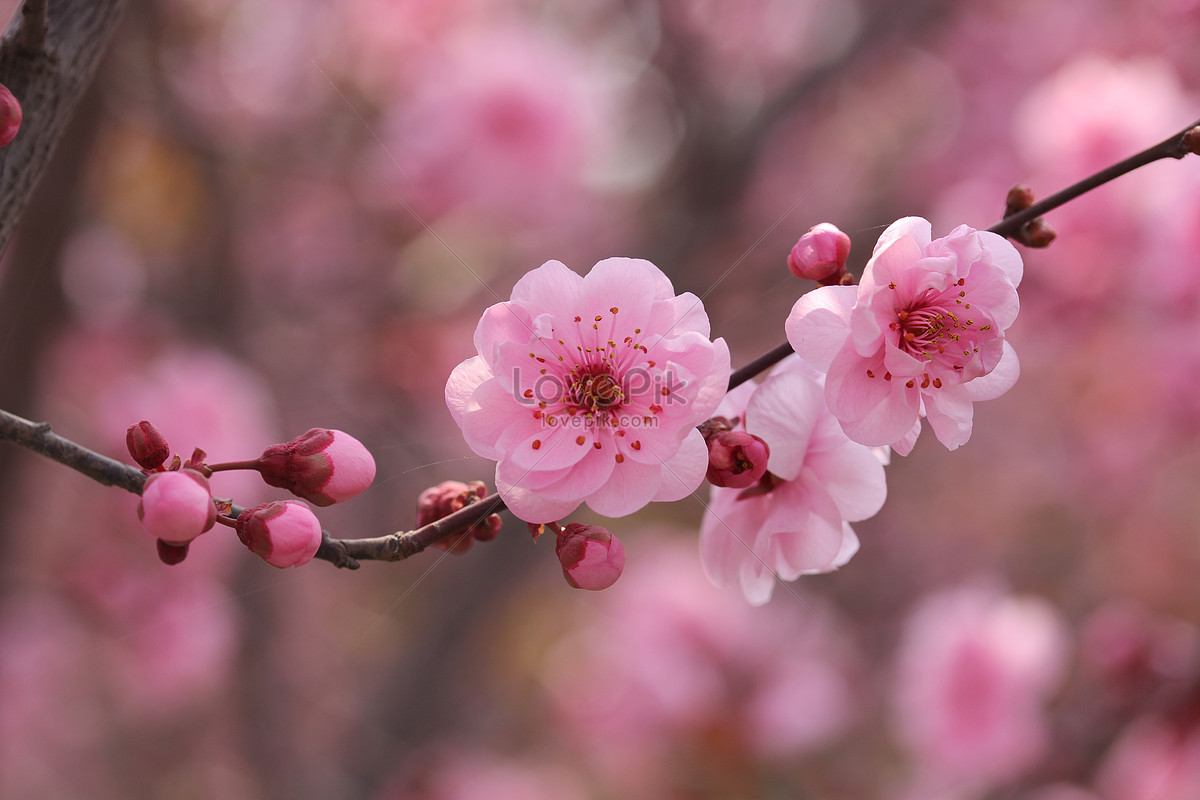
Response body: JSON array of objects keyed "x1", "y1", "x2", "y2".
[
  {"x1": 255, "y1": 428, "x2": 376, "y2": 506},
  {"x1": 235, "y1": 500, "x2": 323, "y2": 568},
  {"x1": 555, "y1": 523, "x2": 625, "y2": 591},
  {"x1": 137, "y1": 469, "x2": 217, "y2": 545},
  {"x1": 417, "y1": 480, "x2": 502, "y2": 553},
  {"x1": 705, "y1": 430, "x2": 770, "y2": 489},
  {"x1": 0, "y1": 83, "x2": 20, "y2": 147},
  {"x1": 156, "y1": 539, "x2": 190, "y2": 565},
  {"x1": 127, "y1": 420, "x2": 171, "y2": 470},
  {"x1": 787, "y1": 223, "x2": 851, "y2": 283}
]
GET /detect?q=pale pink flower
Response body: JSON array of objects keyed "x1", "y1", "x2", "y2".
[
  {"x1": 446, "y1": 258, "x2": 730, "y2": 523},
  {"x1": 235, "y1": 501, "x2": 323, "y2": 568},
  {"x1": 137, "y1": 469, "x2": 217, "y2": 545},
  {"x1": 892, "y1": 585, "x2": 1068, "y2": 791},
  {"x1": 787, "y1": 217, "x2": 1023, "y2": 453},
  {"x1": 699, "y1": 358, "x2": 886, "y2": 605}
]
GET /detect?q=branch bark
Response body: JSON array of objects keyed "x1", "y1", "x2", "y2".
[{"x1": 0, "y1": 0, "x2": 128, "y2": 257}]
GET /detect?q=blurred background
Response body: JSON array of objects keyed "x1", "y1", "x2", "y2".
[{"x1": 1, "y1": 0, "x2": 1200, "y2": 797}]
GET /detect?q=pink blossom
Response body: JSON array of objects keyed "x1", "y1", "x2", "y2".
[
  {"x1": 704, "y1": 428, "x2": 770, "y2": 488},
  {"x1": 555, "y1": 523, "x2": 625, "y2": 590},
  {"x1": 446, "y1": 258, "x2": 730, "y2": 523},
  {"x1": 699, "y1": 358, "x2": 887, "y2": 605},
  {"x1": 787, "y1": 222, "x2": 851, "y2": 283},
  {"x1": 235, "y1": 501, "x2": 323, "y2": 568},
  {"x1": 137, "y1": 469, "x2": 217, "y2": 545},
  {"x1": 892, "y1": 584, "x2": 1068, "y2": 791},
  {"x1": 256, "y1": 428, "x2": 376, "y2": 506},
  {"x1": 1098, "y1": 717, "x2": 1200, "y2": 800},
  {"x1": 786, "y1": 217, "x2": 1023, "y2": 453},
  {"x1": 545, "y1": 539, "x2": 857, "y2": 786}
]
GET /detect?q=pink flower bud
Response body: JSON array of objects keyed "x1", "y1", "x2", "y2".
[
  {"x1": 705, "y1": 430, "x2": 771, "y2": 489},
  {"x1": 256, "y1": 428, "x2": 376, "y2": 506},
  {"x1": 787, "y1": 223, "x2": 851, "y2": 283},
  {"x1": 0, "y1": 84, "x2": 20, "y2": 147},
  {"x1": 235, "y1": 500, "x2": 323, "y2": 568},
  {"x1": 137, "y1": 469, "x2": 217, "y2": 545},
  {"x1": 555, "y1": 523, "x2": 625, "y2": 591},
  {"x1": 127, "y1": 420, "x2": 171, "y2": 470},
  {"x1": 417, "y1": 480, "x2": 502, "y2": 553}
]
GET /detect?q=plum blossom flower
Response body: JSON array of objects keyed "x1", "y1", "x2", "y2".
[
  {"x1": 699, "y1": 358, "x2": 887, "y2": 605},
  {"x1": 892, "y1": 584, "x2": 1068, "y2": 792},
  {"x1": 786, "y1": 217, "x2": 1022, "y2": 454},
  {"x1": 446, "y1": 258, "x2": 730, "y2": 523}
]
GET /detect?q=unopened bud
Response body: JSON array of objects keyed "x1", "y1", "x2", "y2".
[
  {"x1": 417, "y1": 480, "x2": 502, "y2": 553},
  {"x1": 1182, "y1": 126, "x2": 1200, "y2": 157},
  {"x1": 156, "y1": 539, "x2": 190, "y2": 565},
  {"x1": 256, "y1": 428, "x2": 376, "y2": 506},
  {"x1": 705, "y1": 430, "x2": 770, "y2": 489},
  {"x1": 555, "y1": 523, "x2": 624, "y2": 590},
  {"x1": 0, "y1": 84, "x2": 20, "y2": 147},
  {"x1": 787, "y1": 223, "x2": 851, "y2": 283},
  {"x1": 127, "y1": 420, "x2": 171, "y2": 470},
  {"x1": 1004, "y1": 184, "x2": 1036, "y2": 216},
  {"x1": 235, "y1": 500, "x2": 323, "y2": 568},
  {"x1": 137, "y1": 468, "x2": 217, "y2": 545}
]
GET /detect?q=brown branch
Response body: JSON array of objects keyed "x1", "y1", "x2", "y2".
[
  {"x1": 987, "y1": 119, "x2": 1200, "y2": 240},
  {"x1": 0, "y1": 0, "x2": 129, "y2": 258},
  {"x1": 0, "y1": 406, "x2": 509, "y2": 569}
]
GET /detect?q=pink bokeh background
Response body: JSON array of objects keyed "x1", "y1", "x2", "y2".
[{"x1": 1, "y1": 0, "x2": 1199, "y2": 797}]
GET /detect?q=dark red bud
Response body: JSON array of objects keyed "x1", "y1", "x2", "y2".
[{"x1": 127, "y1": 420, "x2": 170, "y2": 470}]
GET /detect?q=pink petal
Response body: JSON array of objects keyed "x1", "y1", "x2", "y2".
[
  {"x1": 460, "y1": 378, "x2": 532, "y2": 460},
  {"x1": 762, "y1": 480, "x2": 845, "y2": 577},
  {"x1": 508, "y1": 422, "x2": 592, "y2": 471},
  {"x1": 785, "y1": 284, "x2": 858, "y2": 372},
  {"x1": 652, "y1": 428, "x2": 709, "y2": 502},
  {"x1": 923, "y1": 386, "x2": 976, "y2": 451},
  {"x1": 870, "y1": 216, "x2": 932, "y2": 258},
  {"x1": 585, "y1": 457, "x2": 663, "y2": 517},
  {"x1": 495, "y1": 464, "x2": 582, "y2": 523},
  {"x1": 510, "y1": 259, "x2": 583, "y2": 316},
  {"x1": 473, "y1": 302, "x2": 535, "y2": 366},
  {"x1": 891, "y1": 419, "x2": 922, "y2": 456},
  {"x1": 534, "y1": 446, "x2": 617, "y2": 502},
  {"x1": 745, "y1": 368, "x2": 825, "y2": 482},
  {"x1": 978, "y1": 229, "x2": 1024, "y2": 288},
  {"x1": 699, "y1": 486, "x2": 767, "y2": 589},
  {"x1": 445, "y1": 356, "x2": 493, "y2": 427},
  {"x1": 802, "y1": 438, "x2": 887, "y2": 521},
  {"x1": 964, "y1": 341, "x2": 1020, "y2": 401}
]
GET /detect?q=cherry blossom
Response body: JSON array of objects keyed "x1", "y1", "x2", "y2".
[
  {"x1": 892, "y1": 584, "x2": 1068, "y2": 792},
  {"x1": 786, "y1": 217, "x2": 1023, "y2": 453},
  {"x1": 699, "y1": 358, "x2": 886, "y2": 605},
  {"x1": 446, "y1": 258, "x2": 730, "y2": 523}
]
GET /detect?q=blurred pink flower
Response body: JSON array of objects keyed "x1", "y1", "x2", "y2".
[
  {"x1": 1098, "y1": 717, "x2": 1200, "y2": 800},
  {"x1": 699, "y1": 358, "x2": 886, "y2": 605},
  {"x1": 446, "y1": 258, "x2": 729, "y2": 523},
  {"x1": 892, "y1": 584, "x2": 1068, "y2": 791},
  {"x1": 373, "y1": 27, "x2": 606, "y2": 228},
  {"x1": 787, "y1": 217, "x2": 1023, "y2": 453},
  {"x1": 378, "y1": 751, "x2": 589, "y2": 800},
  {"x1": 546, "y1": 539, "x2": 857, "y2": 789}
]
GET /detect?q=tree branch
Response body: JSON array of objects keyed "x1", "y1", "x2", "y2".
[{"x1": 0, "y1": 0, "x2": 128, "y2": 257}]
